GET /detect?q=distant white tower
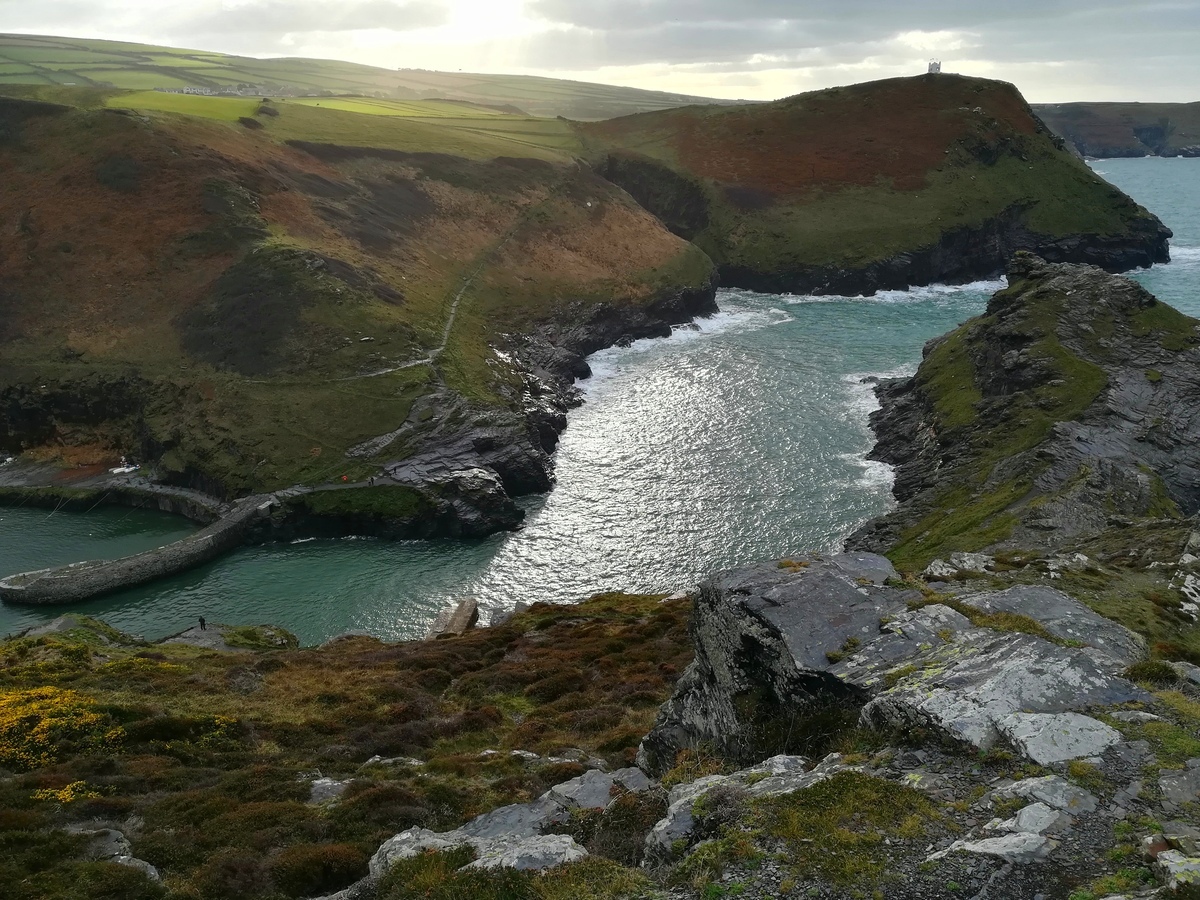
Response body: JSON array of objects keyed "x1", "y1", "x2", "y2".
[{"x1": 928, "y1": 59, "x2": 942, "y2": 74}]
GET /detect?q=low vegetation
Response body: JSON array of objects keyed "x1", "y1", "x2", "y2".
[{"x1": 0, "y1": 594, "x2": 692, "y2": 899}]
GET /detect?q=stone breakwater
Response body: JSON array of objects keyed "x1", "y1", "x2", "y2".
[{"x1": 0, "y1": 494, "x2": 274, "y2": 605}]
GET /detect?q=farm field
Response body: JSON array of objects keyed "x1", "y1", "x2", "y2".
[
  {"x1": 95, "y1": 89, "x2": 584, "y2": 158},
  {"x1": 0, "y1": 32, "x2": 734, "y2": 120}
]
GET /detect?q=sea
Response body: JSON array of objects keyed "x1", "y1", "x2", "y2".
[{"x1": 2, "y1": 158, "x2": 1197, "y2": 644}]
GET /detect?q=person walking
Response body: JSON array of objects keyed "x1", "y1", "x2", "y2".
[{"x1": 198, "y1": 616, "x2": 206, "y2": 631}]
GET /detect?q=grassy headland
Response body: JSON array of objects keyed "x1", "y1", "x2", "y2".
[{"x1": 580, "y1": 74, "x2": 1169, "y2": 292}]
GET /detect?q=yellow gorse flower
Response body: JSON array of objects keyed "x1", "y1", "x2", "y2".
[
  {"x1": 0, "y1": 686, "x2": 124, "y2": 771},
  {"x1": 31, "y1": 780, "x2": 102, "y2": 804}
]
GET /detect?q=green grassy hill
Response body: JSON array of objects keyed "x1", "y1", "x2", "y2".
[
  {"x1": 1034, "y1": 100, "x2": 1200, "y2": 157},
  {"x1": 0, "y1": 72, "x2": 1173, "y2": 513},
  {"x1": 0, "y1": 32, "x2": 733, "y2": 120},
  {"x1": 0, "y1": 84, "x2": 713, "y2": 500},
  {"x1": 580, "y1": 74, "x2": 1171, "y2": 294}
]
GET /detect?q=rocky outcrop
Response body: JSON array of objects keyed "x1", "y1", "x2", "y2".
[
  {"x1": 638, "y1": 552, "x2": 1148, "y2": 774},
  {"x1": 850, "y1": 256, "x2": 1200, "y2": 562},
  {"x1": 71, "y1": 828, "x2": 160, "y2": 882},
  {"x1": 368, "y1": 766, "x2": 653, "y2": 879}
]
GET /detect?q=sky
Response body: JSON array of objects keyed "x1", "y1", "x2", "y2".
[{"x1": 4, "y1": 0, "x2": 1199, "y2": 102}]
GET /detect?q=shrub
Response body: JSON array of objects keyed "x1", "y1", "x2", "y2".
[
  {"x1": 193, "y1": 851, "x2": 272, "y2": 900},
  {"x1": 74, "y1": 861, "x2": 167, "y2": 900},
  {"x1": 1123, "y1": 660, "x2": 1180, "y2": 685},
  {"x1": 523, "y1": 671, "x2": 587, "y2": 703},
  {"x1": 0, "y1": 687, "x2": 124, "y2": 771},
  {"x1": 269, "y1": 843, "x2": 368, "y2": 898}
]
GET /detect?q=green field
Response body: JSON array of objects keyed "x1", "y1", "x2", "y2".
[
  {"x1": 105, "y1": 90, "x2": 262, "y2": 121},
  {"x1": 0, "y1": 32, "x2": 735, "y2": 120},
  {"x1": 91, "y1": 89, "x2": 583, "y2": 158}
]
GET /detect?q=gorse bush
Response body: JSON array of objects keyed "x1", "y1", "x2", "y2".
[{"x1": 0, "y1": 687, "x2": 124, "y2": 771}]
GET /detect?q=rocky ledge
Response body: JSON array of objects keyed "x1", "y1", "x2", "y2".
[
  {"x1": 850, "y1": 254, "x2": 1200, "y2": 567},
  {"x1": 719, "y1": 206, "x2": 1171, "y2": 298},
  {"x1": 345, "y1": 547, "x2": 1198, "y2": 898}
]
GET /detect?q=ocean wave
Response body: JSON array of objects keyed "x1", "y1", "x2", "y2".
[
  {"x1": 838, "y1": 453, "x2": 895, "y2": 491},
  {"x1": 1168, "y1": 246, "x2": 1200, "y2": 264},
  {"x1": 840, "y1": 366, "x2": 918, "y2": 416},
  {"x1": 776, "y1": 278, "x2": 1006, "y2": 306},
  {"x1": 583, "y1": 302, "x2": 791, "y2": 388}
]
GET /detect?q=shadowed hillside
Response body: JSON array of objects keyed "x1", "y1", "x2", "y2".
[
  {"x1": 0, "y1": 89, "x2": 715, "y2": 522},
  {"x1": 1035, "y1": 101, "x2": 1200, "y2": 158}
]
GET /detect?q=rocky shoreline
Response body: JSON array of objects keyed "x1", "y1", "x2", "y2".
[{"x1": 0, "y1": 278, "x2": 719, "y2": 604}]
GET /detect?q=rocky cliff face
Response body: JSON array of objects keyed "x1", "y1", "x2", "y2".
[
  {"x1": 1035, "y1": 101, "x2": 1200, "y2": 159},
  {"x1": 626, "y1": 260, "x2": 1200, "y2": 898},
  {"x1": 850, "y1": 255, "x2": 1200, "y2": 567}
]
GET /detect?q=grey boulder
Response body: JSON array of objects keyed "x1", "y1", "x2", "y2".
[
  {"x1": 929, "y1": 832, "x2": 1057, "y2": 864},
  {"x1": 991, "y1": 776, "x2": 1099, "y2": 814}
]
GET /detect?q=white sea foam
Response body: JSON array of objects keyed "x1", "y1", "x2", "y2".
[
  {"x1": 1168, "y1": 247, "x2": 1200, "y2": 265},
  {"x1": 290, "y1": 537, "x2": 317, "y2": 545},
  {"x1": 582, "y1": 301, "x2": 790, "y2": 391},
  {"x1": 841, "y1": 366, "x2": 918, "y2": 417},
  {"x1": 780, "y1": 278, "x2": 1006, "y2": 306}
]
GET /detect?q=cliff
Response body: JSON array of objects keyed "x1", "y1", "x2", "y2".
[
  {"x1": 5, "y1": 263, "x2": 1200, "y2": 899},
  {"x1": 581, "y1": 75, "x2": 1172, "y2": 295},
  {"x1": 1035, "y1": 101, "x2": 1200, "y2": 158}
]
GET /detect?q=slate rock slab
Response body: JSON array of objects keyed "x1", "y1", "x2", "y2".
[
  {"x1": 992, "y1": 776, "x2": 1099, "y2": 814},
  {"x1": 860, "y1": 628, "x2": 1146, "y2": 753},
  {"x1": 929, "y1": 832, "x2": 1057, "y2": 864},
  {"x1": 639, "y1": 553, "x2": 914, "y2": 768},
  {"x1": 998, "y1": 712, "x2": 1123, "y2": 765},
  {"x1": 1154, "y1": 850, "x2": 1200, "y2": 891},
  {"x1": 956, "y1": 585, "x2": 1145, "y2": 666},
  {"x1": 641, "y1": 551, "x2": 1150, "y2": 770},
  {"x1": 1159, "y1": 766, "x2": 1200, "y2": 808}
]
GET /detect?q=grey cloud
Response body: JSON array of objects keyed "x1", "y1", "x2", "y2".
[
  {"x1": 520, "y1": 0, "x2": 1200, "y2": 73},
  {"x1": 528, "y1": 0, "x2": 1134, "y2": 33},
  {"x1": 174, "y1": 0, "x2": 449, "y2": 35},
  {"x1": 0, "y1": 0, "x2": 449, "y2": 42}
]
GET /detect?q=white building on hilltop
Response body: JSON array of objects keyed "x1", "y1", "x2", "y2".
[{"x1": 928, "y1": 59, "x2": 942, "y2": 74}]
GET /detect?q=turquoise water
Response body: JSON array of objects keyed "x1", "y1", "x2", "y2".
[{"x1": 2, "y1": 159, "x2": 1196, "y2": 644}]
